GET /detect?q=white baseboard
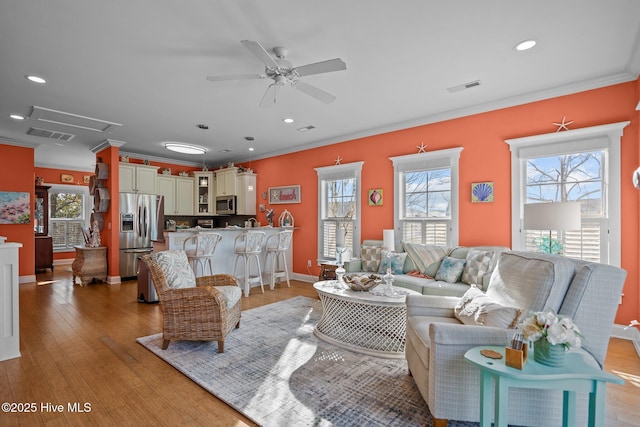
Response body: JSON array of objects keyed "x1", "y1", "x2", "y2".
[
  {"x1": 53, "y1": 259, "x2": 73, "y2": 266},
  {"x1": 611, "y1": 323, "x2": 640, "y2": 358},
  {"x1": 19, "y1": 275, "x2": 36, "y2": 284},
  {"x1": 291, "y1": 272, "x2": 318, "y2": 283}
]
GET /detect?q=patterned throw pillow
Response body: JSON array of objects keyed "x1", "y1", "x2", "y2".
[
  {"x1": 360, "y1": 245, "x2": 382, "y2": 272},
  {"x1": 152, "y1": 250, "x2": 196, "y2": 289},
  {"x1": 454, "y1": 285, "x2": 523, "y2": 328},
  {"x1": 435, "y1": 256, "x2": 466, "y2": 283},
  {"x1": 402, "y1": 242, "x2": 447, "y2": 274},
  {"x1": 377, "y1": 250, "x2": 408, "y2": 274},
  {"x1": 461, "y1": 249, "x2": 495, "y2": 287}
]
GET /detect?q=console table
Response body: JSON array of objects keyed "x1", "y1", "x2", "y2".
[
  {"x1": 313, "y1": 281, "x2": 420, "y2": 358},
  {"x1": 72, "y1": 246, "x2": 107, "y2": 285},
  {"x1": 464, "y1": 346, "x2": 623, "y2": 427}
]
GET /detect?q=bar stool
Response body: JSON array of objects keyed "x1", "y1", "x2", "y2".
[
  {"x1": 233, "y1": 231, "x2": 266, "y2": 297},
  {"x1": 264, "y1": 229, "x2": 293, "y2": 290},
  {"x1": 183, "y1": 232, "x2": 222, "y2": 277}
]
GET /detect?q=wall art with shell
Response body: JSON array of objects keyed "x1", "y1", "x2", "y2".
[{"x1": 471, "y1": 182, "x2": 494, "y2": 203}]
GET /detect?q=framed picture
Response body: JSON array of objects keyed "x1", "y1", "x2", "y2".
[
  {"x1": 61, "y1": 174, "x2": 74, "y2": 183},
  {"x1": 83, "y1": 175, "x2": 91, "y2": 184},
  {"x1": 269, "y1": 185, "x2": 301, "y2": 204},
  {"x1": 471, "y1": 182, "x2": 494, "y2": 203},
  {"x1": 0, "y1": 191, "x2": 30, "y2": 224},
  {"x1": 368, "y1": 189, "x2": 383, "y2": 206}
]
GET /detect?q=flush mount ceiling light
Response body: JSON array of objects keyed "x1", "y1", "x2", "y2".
[
  {"x1": 164, "y1": 142, "x2": 207, "y2": 155},
  {"x1": 25, "y1": 75, "x2": 47, "y2": 84},
  {"x1": 515, "y1": 39, "x2": 537, "y2": 51},
  {"x1": 9, "y1": 114, "x2": 25, "y2": 120}
]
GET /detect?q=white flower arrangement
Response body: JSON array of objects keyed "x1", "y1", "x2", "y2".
[{"x1": 518, "y1": 309, "x2": 582, "y2": 349}]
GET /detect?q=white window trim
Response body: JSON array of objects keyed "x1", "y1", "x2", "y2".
[
  {"x1": 49, "y1": 183, "x2": 91, "y2": 252},
  {"x1": 390, "y1": 147, "x2": 463, "y2": 247},
  {"x1": 315, "y1": 161, "x2": 364, "y2": 260},
  {"x1": 506, "y1": 121, "x2": 629, "y2": 266}
]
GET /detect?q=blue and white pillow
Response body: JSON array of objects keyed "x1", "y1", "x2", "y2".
[
  {"x1": 435, "y1": 256, "x2": 466, "y2": 283},
  {"x1": 378, "y1": 250, "x2": 408, "y2": 275},
  {"x1": 152, "y1": 250, "x2": 196, "y2": 289}
]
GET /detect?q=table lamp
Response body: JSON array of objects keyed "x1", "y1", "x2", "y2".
[{"x1": 523, "y1": 202, "x2": 581, "y2": 254}]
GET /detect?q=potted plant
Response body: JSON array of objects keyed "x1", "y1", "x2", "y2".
[{"x1": 518, "y1": 309, "x2": 582, "y2": 366}]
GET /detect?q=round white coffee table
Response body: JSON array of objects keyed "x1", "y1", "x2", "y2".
[{"x1": 313, "y1": 280, "x2": 421, "y2": 358}]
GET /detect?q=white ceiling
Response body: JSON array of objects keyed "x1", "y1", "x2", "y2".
[{"x1": 1, "y1": 1, "x2": 639, "y2": 172}]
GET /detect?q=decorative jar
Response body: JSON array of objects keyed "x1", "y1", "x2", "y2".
[{"x1": 533, "y1": 337, "x2": 566, "y2": 367}]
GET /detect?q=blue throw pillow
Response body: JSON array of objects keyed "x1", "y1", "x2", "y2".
[
  {"x1": 378, "y1": 250, "x2": 408, "y2": 274},
  {"x1": 435, "y1": 256, "x2": 466, "y2": 283}
]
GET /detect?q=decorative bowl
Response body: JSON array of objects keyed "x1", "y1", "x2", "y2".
[{"x1": 343, "y1": 274, "x2": 381, "y2": 291}]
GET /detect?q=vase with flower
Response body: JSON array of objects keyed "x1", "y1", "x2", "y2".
[{"x1": 518, "y1": 309, "x2": 582, "y2": 367}]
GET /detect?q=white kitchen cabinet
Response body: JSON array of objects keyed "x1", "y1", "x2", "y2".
[
  {"x1": 119, "y1": 163, "x2": 158, "y2": 193},
  {"x1": 215, "y1": 167, "x2": 238, "y2": 196},
  {"x1": 192, "y1": 171, "x2": 214, "y2": 215},
  {"x1": 157, "y1": 175, "x2": 194, "y2": 215},
  {"x1": 236, "y1": 172, "x2": 257, "y2": 215}
]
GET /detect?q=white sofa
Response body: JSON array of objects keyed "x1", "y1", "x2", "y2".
[
  {"x1": 405, "y1": 251, "x2": 627, "y2": 426},
  {"x1": 346, "y1": 240, "x2": 510, "y2": 296}
]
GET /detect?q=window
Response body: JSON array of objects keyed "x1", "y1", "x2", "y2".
[
  {"x1": 391, "y1": 148, "x2": 463, "y2": 247},
  {"x1": 315, "y1": 162, "x2": 363, "y2": 261},
  {"x1": 49, "y1": 184, "x2": 91, "y2": 251},
  {"x1": 506, "y1": 122, "x2": 628, "y2": 266}
]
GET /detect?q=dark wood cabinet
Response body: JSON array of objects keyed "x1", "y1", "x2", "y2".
[
  {"x1": 35, "y1": 236, "x2": 53, "y2": 272},
  {"x1": 34, "y1": 185, "x2": 53, "y2": 272}
]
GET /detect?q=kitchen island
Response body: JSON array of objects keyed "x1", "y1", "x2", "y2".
[{"x1": 154, "y1": 227, "x2": 294, "y2": 292}]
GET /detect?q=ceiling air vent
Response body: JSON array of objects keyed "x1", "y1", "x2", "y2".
[
  {"x1": 27, "y1": 127, "x2": 75, "y2": 141},
  {"x1": 447, "y1": 80, "x2": 482, "y2": 93}
]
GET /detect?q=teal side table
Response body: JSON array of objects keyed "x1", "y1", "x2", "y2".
[{"x1": 464, "y1": 346, "x2": 623, "y2": 427}]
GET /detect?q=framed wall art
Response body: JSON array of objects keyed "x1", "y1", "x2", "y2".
[
  {"x1": 0, "y1": 191, "x2": 30, "y2": 224},
  {"x1": 368, "y1": 189, "x2": 383, "y2": 205},
  {"x1": 471, "y1": 182, "x2": 494, "y2": 203},
  {"x1": 61, "y1": 174, "x2": 74, "y2": 183},
  {"x1": 268, "y1": 185, "x2": 301, "y2": 204}
]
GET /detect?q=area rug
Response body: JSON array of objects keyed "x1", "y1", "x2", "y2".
[{"x1": 137, "y1": 296, "x2": 475, "y2": 427}]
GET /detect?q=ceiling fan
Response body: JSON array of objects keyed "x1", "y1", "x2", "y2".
[{"x1": 206, "y1": 40, "x2": 346, "y2": 107}]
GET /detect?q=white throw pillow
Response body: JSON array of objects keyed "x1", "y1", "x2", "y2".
[
  {"x1": 454, "y1": 285, "x2": 522, "y2": 328},
  {"x1": 461, "y1": 249, "x2": 495, "y2": 286}
]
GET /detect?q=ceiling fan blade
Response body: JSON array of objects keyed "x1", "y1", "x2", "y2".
[
  {"x1": 294, "y1": 58, "x2": 346, "y2": 77},
  {"x1": 241, "y1": 40, "x2": 279, "y2": 69},
  {"x1": 293, "y1": 81, "x2": 336, "y2": 104},
  {"x1": 206, "y1": 74, "x2": 265, "y2": 82},
  {"x1": 259, "y1": 84, "x2": 277, "y2": 108}
]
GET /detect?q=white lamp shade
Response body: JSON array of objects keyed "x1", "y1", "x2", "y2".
[
  {"x1": 383, "y1": 229, "x2": 395, "y2": 251},
  {"x1": 523, "y1": 202, "x2": 582, "y2": 231}
]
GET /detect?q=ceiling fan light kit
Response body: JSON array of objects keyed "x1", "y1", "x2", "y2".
[{"x1": 207, "y1": 40, "x2": 346, "y2": 107}]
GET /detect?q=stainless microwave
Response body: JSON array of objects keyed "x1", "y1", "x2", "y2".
[{"x1": 216, "y1": 195, "x2": 236, "y2": 215}]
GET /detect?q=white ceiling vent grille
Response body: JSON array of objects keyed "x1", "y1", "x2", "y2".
[
  {"x1": 447, "y1": 80, "x2": 482, "y2": 93},
  {"x1": 27, "y1": 127, "x2": 75, "y2": 141},
  {"x1": 31, "y1": 106, "x2": 122, "y2": 133}
]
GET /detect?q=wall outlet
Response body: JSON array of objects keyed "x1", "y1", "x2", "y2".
[{"x1": 307, "y1": 260, "x2": 312, "y2": 267}]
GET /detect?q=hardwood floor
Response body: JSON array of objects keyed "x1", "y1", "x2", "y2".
[{"x1": 2, "y1": 268, "x2": 639, "y2": 426}]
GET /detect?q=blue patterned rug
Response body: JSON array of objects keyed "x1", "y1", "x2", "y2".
[{"x1": 137, "y1": 296, "x2": 476, "y2": 426}]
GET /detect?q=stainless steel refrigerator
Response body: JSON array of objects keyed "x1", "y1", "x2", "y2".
[{"x1": 119, "y1": 193, "x2": 164, "y2": 279}]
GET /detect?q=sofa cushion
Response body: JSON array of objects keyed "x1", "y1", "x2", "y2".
[
  {"x1": 435, "y1": 256, "x2": 466, "y2": 283},
  {"x1": 454, "y1": 285, "x2": 523, "y2": 328},
  {"x1": 152, "y1": 250, "x2": 196, "y2": 289},
  {"x1": 406, "y1": 315, "x2": 461, "y2": 369},
  {"x1": 378, "y1": 250, "x2": 407, "y2": 274},
  {"x1": 403, "y1": 242, "x2": 447, "y2": 274},
  {"x1": 360, "y1": 245, "x2": 382, "y2": 272},
  {"x1": 461, "y1": 249, "x2": 495, "y2": 286},
  {"x1": 486, "y1": 251, "x2": 575, "y2": 312}
]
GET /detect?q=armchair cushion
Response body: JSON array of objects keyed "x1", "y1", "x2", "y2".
[
  {"x1": 152, "y1": 250, "x2": 196, "y2": 289},
  {"x1": 454, "y1": 285, "x2": 523, "y2": 328},
  {"x1": 435, "y1": 256, "x2": 466, "y2": 283}
]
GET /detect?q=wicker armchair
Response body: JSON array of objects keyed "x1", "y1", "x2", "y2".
[{"x1": 141, "y1": 251, "x2": 241, "y2": 353}]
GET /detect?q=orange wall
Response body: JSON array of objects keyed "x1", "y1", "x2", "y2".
[
  {"x1": 0, "y1": 145, "x2": 35, "y2": 276},
  {"x1": 251, "y1": 80, "x2": 640, "y2": 325}
]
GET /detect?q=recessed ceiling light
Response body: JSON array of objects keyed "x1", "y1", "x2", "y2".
[
  {"x1": 515, "y1": 39, "x2": 537, "y2": 51},
  {"x1": 249, "y1": 147, "x2": 255, "y2": 151},
  {"x1": 25, "y1": 75, "x2": 47, "y2": 84},
  {"x1": 283, "y1": 117, "x2": 294, "y2": 124},
  {"x1": 9, "y1": 114, "x2": 25, "y2": 120},
  {"x1": 164, "y1": 142, "x2": 207, "y2": 155}
]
